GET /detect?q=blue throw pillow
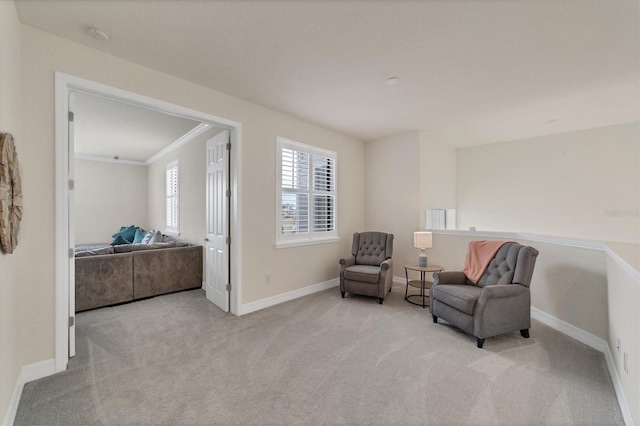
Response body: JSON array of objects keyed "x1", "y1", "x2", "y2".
[
  {"x1": 112, "y1": 225, "x2": 137, "y2": 243},
  {"x1": 133, "y1": 227, "x2": 146, "y2": 244},
  {"x1": 111, "y1": 235, "x2": 131, "y2": 246}
]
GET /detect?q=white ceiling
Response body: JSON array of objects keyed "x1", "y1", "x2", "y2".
[
  {"x1": 74, "y1": 93, "x2": 201, "y2": 162},
  {"x1": 15, "y1": 0, "x2": 640, "y2": 146}
]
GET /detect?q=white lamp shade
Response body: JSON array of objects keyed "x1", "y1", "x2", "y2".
[{"x1": 413, "y1": 231, "x2": 432, "y2": 249}]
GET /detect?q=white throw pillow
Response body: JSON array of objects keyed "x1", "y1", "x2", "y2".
[{"x1": 141, "y1": 229, "x2": 156, "y2": 244}]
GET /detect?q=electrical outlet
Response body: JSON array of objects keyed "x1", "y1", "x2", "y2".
[
  {"x1": 624, "y1": 352, "x2": 628, "y2": 374},
  {"x1": 265, "y1": 274, "x2": 271, "y2": 285},
  {"x1": 617, "y1": 338, "x2": 621, "y2": 355}
]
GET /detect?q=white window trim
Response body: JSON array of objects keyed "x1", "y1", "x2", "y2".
[
  {"x1": 165, "y1": 159, "x2": 180, "y2": 235},
  {"x1": 276, "y1": 137, "x2": 338, "y2": 248}
]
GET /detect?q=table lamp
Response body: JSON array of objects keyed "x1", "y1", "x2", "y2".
[{"x1": 413, "y1": 231, "x2": 432, "y2": 267}]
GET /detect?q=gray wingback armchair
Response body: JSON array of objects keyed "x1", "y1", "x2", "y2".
[
  {"x1": 340, "y1": 232, "x2": 394, "y2": 304},
  {"x1": 430, "y1": 242, "x2": 539, "y2": 348}
]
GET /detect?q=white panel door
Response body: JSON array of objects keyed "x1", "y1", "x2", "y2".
[
  {"x1": 205, "y1": 130, "x2": 230, "y2": 311},
  {"x1": 68, "y1": 92, "x2": 76, "y2": 357}
]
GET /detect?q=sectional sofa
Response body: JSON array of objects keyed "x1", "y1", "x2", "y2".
[{"x1": 74, "y1": 237, "x2": 203, "y2": 312}]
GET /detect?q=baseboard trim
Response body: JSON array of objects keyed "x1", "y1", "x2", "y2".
[
  {"x1": 531, "y1": 307, "x2": 632, "y2": 425},
  {"x1": 603, "y1": 343, "x2": 634, "y2": 426},
  {"x1": 3, "y1": 358, "x2": 56, "y2": 426},
  {"x1": 531, "y1": 307, "x2": 606, "y2": 352},
  {"x1": 238, "y1": 278, "x2": 339, "y2": 315}
]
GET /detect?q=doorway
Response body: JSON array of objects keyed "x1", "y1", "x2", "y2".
[{"x1": 54, "y1": 72, "x2": 242, "y2": 372}]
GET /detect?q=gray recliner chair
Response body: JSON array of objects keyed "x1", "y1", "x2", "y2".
[
  {"x1": 430, "y1": 242, "x2": 539, "y2": 348},
  {"x1": 340, "y1": 232, "x2": 394, "y2": 304}
]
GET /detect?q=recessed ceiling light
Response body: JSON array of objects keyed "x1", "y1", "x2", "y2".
[
  {"x1": 544, "y1": 118, "x2": 559, "y2": 125},
  {"x1": 386, "y1": 77, "x2": 400, "y2": 85},
  {"x1": 87, "y1": 26, "x2": 111, "y2": 42}
]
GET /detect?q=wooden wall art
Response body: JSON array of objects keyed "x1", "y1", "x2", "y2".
[{"x1": 0, "y1": 133, "x2": 22, "y2": 254}]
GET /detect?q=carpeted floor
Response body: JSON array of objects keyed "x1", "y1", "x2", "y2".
[{"x1": 15, "y1": 285, "x2": 623, "y2": 425}]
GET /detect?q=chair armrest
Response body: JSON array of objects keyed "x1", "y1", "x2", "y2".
[
  {"x1": 479, "y1": 284, "x2": 526, "y2": 299},
  {"x1": 433, "y1": 271, "x2": 467, "y2": 286},
  {"x1": 339, "y1": 257, "x2": 355, "y2": 267},
  {"x1": 380, "y1": 258, "x2": 392, "y2": 271}
]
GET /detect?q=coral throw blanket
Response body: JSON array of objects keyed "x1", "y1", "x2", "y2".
[{"x1": 462, "y1": 240, "x2": 511, "y2": 284}]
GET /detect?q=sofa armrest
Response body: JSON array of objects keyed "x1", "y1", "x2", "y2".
[
  {"x1": 380, "y1": 258, "x2": 392, "y2": 271},
  {"x1": 339, "y1": 257, "x2": 356, "y2": 268},
  {"x1": 433, "y1": 271, "x2": 467, "y2": 286},
  {"x1": 479, "y1": 284, "x2": 527, "y2": 299}
]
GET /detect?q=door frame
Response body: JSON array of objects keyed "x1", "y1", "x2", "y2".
[{"x1": 54, "y1": 72, "x2": 243, "y2": 372}]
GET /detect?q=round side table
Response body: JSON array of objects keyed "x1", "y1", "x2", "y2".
[{"x1": 403, "y1": 263, "x2": 444, "y2": 308}]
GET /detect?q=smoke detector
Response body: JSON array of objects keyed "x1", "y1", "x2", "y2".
[{"x1": 87, "y1": 26, "x2": 111, "y2": 42}]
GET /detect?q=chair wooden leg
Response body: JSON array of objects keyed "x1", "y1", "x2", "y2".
[
  {"x1": 476, "y1": 338, "x2": 485, "y2": 349},
  {"x1": 432, "y1": 315, "x2": 438, "y2": 323},
  {"x1": 341, "y1": 292, "x2": 345, "y2": 298},
  {"x1": 520, "y1": 329, "x2": 530, "y2": 338},
  {"x1": 378, "y1": 298, "x2": 383, "y2": 304}
]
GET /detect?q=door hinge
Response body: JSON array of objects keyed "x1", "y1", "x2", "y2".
[
  {"x1": 226, "y1": 284, "x2": 231, "y2": 292},
  {"x1": 69, "y1": 248, "x2": 74, "y2": 259},
  {"x1": 69, "y1": 316, "x2": 75, "y2": 327},
  {"x1": 68, "y1": 111, "x2": 74, "y2": 122},
  {"x1": 225, "y1": 236, "x2": 231, "y2": 245},
  {"x1": 226, "y1": 189, "x2": 230, "y2": 198},
  {"x1": 68, "y1": 179, "x2": 74, "y2": 190},
  {"x1": 226, "y1": 142, "x2": 231, "y2": 151}
]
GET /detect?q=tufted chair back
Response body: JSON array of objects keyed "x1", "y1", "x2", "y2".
[
  {"x1": 474, "y1": 242, "x2": 539, "y2": 288},
  {"x1": 351, "y1": 232, "x2": 393, "y2": 266}
]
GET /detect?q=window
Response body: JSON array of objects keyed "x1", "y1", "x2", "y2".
[
  {"x1": 165, "y1": 160, "x2": 179, "y2": 234},
  {"x1": 276, "y1": 137, "x2": 337, "y2": 247}
]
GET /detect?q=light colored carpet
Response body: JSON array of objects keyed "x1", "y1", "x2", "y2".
[{"x1": 15, "y1": 285, "x2": 623, "y2": 425}]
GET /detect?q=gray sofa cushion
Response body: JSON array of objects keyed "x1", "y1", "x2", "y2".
[
  {"x1": 75, "y1": 246, "x2": 114, "y2": 257},
  {"x1": 430, "y1": 284, "x2": 482, "y2": 315},
  {"x1": 113, "y1": 241, "x2": 177, "y2": 253},
  {"x1": 344, "y1": 265, "x2": 381, "y2": 284},
  {"x1": 162, "y1": 234, "x2": 191, "y2": 247}
]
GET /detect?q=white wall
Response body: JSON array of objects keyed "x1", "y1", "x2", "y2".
[
  {"x1": 365, "y1": 131, "x2": 421, "y2": 270},
  {"x1": 457, "y1": 122, "x2": 640, "y2": 243},
  {"x1": 607, "y1": 253, "x2": 640, "y2": 424},
  {"x1": 20, "y1": 24, "x2": 365, "y2": 365},
  {"x1": 419, "y1": 130, "x2": 457, "y2": 228},
  {"x1": 74, "y1": 160, "x2": 148, "y2": 244},
  {"x1": 0, "y1": 0, "x2": 23, "y2": 422},
  {"x1": 147, "y1": 129, "x2": 218, "y2": 246}
]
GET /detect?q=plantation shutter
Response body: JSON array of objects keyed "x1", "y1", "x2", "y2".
[{"x1": 277, "y1": 137, "x2": 337, "y2": 244}]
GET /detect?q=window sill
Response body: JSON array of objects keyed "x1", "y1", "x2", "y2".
[
  {"x1": 163, "y1": 230, "x2": 180, "y2": 237},
  {"x1": 275, "y1": 236, "x2": 339, "y2": 249}
]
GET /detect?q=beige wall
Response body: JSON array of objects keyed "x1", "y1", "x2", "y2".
[
  {"x1": 74, "y1": 160, "x2": 148, "y2": 244},
  {"x1": 457, "y1": 122, "x2": 640, "y2": 243},
  {"x1": 20, "y1": 24, "x2": 365, "y2": 365},
  {"x1": 365, "y1": 131, "x2": 421, "y2": 272},
  {"x1": 0, "y1": 0, "x2": 23, "y2": 421}
]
